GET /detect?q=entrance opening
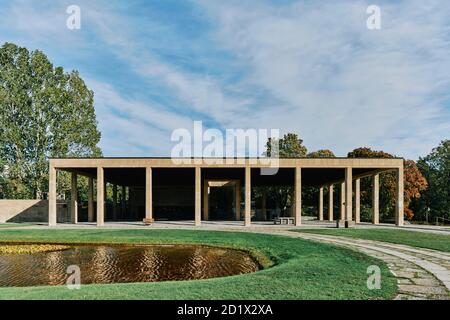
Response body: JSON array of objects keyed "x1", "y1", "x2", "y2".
[
  {"x1": 209, "y1": 185, "x2": 235, "y2": 220},
  {"x1": 153, "y1": 168, "x2": 195, "y2": 220}
]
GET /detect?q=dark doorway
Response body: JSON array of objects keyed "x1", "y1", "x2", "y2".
[{"x1": 209, "y1": 186, "x2": 235, "y2": 220}]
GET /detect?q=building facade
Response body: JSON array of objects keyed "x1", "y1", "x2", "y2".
[{"x1": 48, "y1": 157, "x2": 404, "y2": 227}]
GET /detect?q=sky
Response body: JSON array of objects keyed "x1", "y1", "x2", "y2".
[{"x1": 1, "y1": 0, "x2": 449, "y2": 159}]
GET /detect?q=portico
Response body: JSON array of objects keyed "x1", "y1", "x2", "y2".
[{"x1": 48, "y1": 157, "x2": 404, "y2": 227}]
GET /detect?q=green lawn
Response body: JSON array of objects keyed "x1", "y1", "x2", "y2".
[
  {"x1": 0, "y1": 223, "x2": 32, "y2": 229},
  {"x1": 0, "y1": 229, "x2": 396, "y2": 300},
  {"x1": 294, "y1": 228, "x2": 450, "y2": 252}
]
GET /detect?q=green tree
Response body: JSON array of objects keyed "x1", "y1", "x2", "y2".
[
  {"x1": 266, "y1": 133, "x2": 307, "y2": 158},
  {"x1": 413, "y1": 140, "x2": 450, "y2": 222},
  {"x1": 0, "y1": 42, "x2": 101, "y2": 199},
  {"x1": 307, "y1": 149, "x2": 335, "y2": 158},
  {"x1": 263, "y1": 133, "x2": 307, "y2": 216}
]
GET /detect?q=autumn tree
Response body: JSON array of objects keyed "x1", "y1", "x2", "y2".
[
  {"x1": 348, "y1": 147, "x2": 427, "y2": 221},
  {"x1": 0, "y1": 42, "x2": 101, "y2": 199},
  {"x1": 403, "y1": 160, "x2": 428, "y2": 220}
]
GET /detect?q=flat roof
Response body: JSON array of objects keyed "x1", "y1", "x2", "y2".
[
  {"x1": 49, "y1": 157, "x2": 403, "y2": 170},
  {"x1": 49, "y1": 156, "x2": 403, "y2": 159},
  {"x1": 50, "y1": 157, "x2": 403, "y2": 187}
]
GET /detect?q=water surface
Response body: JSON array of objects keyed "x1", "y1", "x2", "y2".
[{"x1": 0, "y1": 244, "x2": 260, "y2": 287}]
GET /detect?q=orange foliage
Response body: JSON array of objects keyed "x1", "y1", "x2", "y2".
[{"x1": 403, "y1": 160, "x2": 428, "y2": 220}]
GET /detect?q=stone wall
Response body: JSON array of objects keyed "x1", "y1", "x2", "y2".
[{"x1": 0, "y1": 200, "x2": 70, "y2": 223}]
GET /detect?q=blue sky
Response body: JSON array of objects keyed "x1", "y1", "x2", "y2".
[{"x1": 1, "y1": 0, "x2": 449, "y2": 159}]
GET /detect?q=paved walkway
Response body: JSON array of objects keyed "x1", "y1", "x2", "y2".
[{"x1": 251, "y1": 230, "x2": 450, "y2": 300}]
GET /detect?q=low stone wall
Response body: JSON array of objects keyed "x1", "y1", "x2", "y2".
[{"x1": 0, "y1": 200, "x2": 70, "y2": 223}]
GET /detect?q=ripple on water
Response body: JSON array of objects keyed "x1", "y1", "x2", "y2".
[{"x1": 0, "y1": 244, "x2": 260, "y2": 287}]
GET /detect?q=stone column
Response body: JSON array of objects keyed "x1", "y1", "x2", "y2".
[
  {"x1": 48, "y1": 165, "x2": 57, "y2": 226},
  {"x1": 318, "y1": 186, "x2": 324, "y2": 221},
  {"x1": 96, "y1": 167, "x2": 104, "y2": 226},
  {"x1": 245, "y1": 167, "x2": 251, "y2": 226},
  {"x1": 71, "y1": 172, "x2": 78, "y2": 224},
  {"x1": 235, "y1": 180, "x2": 241, "y2": 221},
  {"x1": 195, "y1": 167, "x2": 201, "y2": 226},
  {"x1": 345, "y1": 167, "x2": 352, "y2": 222},
  {"x1": 328, "y1": 185, "x2": 334, "y2": 221},
  {"x1": 128, "y1": 187, "x2": 133, "y2": 218},
  {"x1": 396, "y1": 167, "x2": 404, "y2": 226},
  {"x1": 372, "y1": 174, "x2": 379, "y2": 224},
  {"x1": 121, "y1": 185, "x2": 126, "y2": 218},
  {"x1": 340, "y1": 182, "x2": 345, "y2": 220},
  {"x1": 145, "y1": 167, "x2": 153, "y2": 223},
  {"x1": 354, "y1": 178, "x2": 360, "y2": 224},
  {"x1": 88, "y1": 177, "x2": 94, "y2": 222},
  {"x1": 112, "y1": 184, "x2": 118, "y2": 221},
  {"x1": 295, "y1": 167, "x2": 302, "y2": 226},
  {"x1": 261, "y1": 189, "x2": 267, "y2": 221},
  {"x1": 203, "y1": 180, "x2": 209, "y2": 220}
]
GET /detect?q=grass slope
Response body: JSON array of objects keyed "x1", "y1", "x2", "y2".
[
  {"x1": 0, "y1": 223, "x2": 32, "y2": 229},
  {"x1": 295, "y1": 228, "x2": 450, "y2": 252},
  {"x1": 0, "y1": 229, "x2": 396, "y2": 300}
]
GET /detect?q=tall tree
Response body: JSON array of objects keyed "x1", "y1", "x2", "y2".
[
  {"x1": 0, "y1": 42, "x2": 101, "y2": 199},
  {"x1": 413, "y1": 140, "x2": 450, "y2": 222},
  {"x1": 403, "y1": 160, "x2": 428, "y2": 220}
]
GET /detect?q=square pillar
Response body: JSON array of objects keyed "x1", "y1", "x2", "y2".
[
  {"x1": 245, "y1": 167, "x2": 251, "y2": 226},
  {"x1": 195, "y1": 167, "x2": 201, "y2": 226},
  {"x1": 96, "y1": 167, "x2": 104, "y2": 226},
  {"x1": 261, "y1": 189, "x2": 266, "y2": 221},
  {"x1": 318, "y1": 187, "x2": 324, "y2": 221},
  {"x1": 295, "y1": 167, "x2": 302, "y2": 226},
  {"x1": 354, "y1": 178, "x2": 360, "y2": 223},
  {"x1": 203, "y1": 180, "x2": 209, "y2": 220},
  {"x1": 145, "y1": 167, "x2": 153, "y2": 222},
  {"x1": 328, "y1": 185, "x2": 334, "y2": 221},
  {"x1": 48, "y1": 165, "x2": 57, "y2": 226},
  {"x1": 235, "y1": 180, "x2": 241, "y2": 221},
  {"x1": 112, "y1": 184, "x2": 118, "y2": 220},
  {"x1": 345, "y1": 167, "x2": 352, "y2": 222},
  {"x1": 70, "y1": 173, "x2": 78, "y2": 224},
  {"x1": 395, "y1": 167, "x2": 404, "y2": 226},
  {"x1": 88, "y1": 177, "x2": 94, "y2": 222},
  {"x1": 340, "y1": 182, "x2": 345, "y2": 220},
  {"x1": 128, "y1": 186, "x2": 132, "y2": 217},
  {"x1": 372, "y1": 174, "x2": 379, "y2": 224},
  {"x1": 121, "y1": 185, "x2": 126, "y2": 218}
]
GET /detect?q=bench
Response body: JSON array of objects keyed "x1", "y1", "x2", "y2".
[{"x1": 274, "y1": 217, "x2": 296, "y2": 225}]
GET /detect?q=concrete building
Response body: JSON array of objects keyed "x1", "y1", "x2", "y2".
[{"x1": 48, "y1": 157, "x2": 404, "y2": 227}]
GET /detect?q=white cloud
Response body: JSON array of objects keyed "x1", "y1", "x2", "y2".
[
  {"x1": 86, "y1": 79, "x2": 196, "y2": 156},
  {"x1": 197, "y1": 0, "x2": 450, "y2": 158},
  {"x1": 3, "y1": 0, "x2": 449, "y2": 159}
]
